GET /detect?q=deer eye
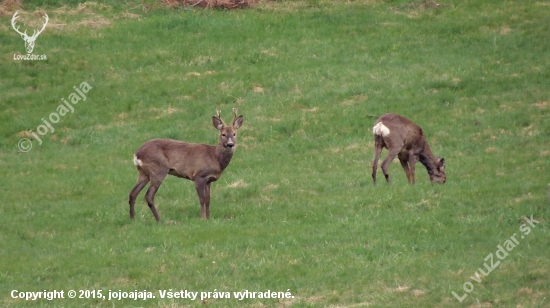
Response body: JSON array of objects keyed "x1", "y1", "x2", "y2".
[
  {"x1": 232, "y1": 133, "x2": 236, "y2": 136},
  {"x1": 221, "y1": 134, "x2": 226, "y2": 137}
]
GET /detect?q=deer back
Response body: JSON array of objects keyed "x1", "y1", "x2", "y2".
[
  {"x1": 374, "y1": 113, "x2": 427, "y2": 152},
  {"x1": 134, "y1": 139, "x2": 218, "y2": 180}
]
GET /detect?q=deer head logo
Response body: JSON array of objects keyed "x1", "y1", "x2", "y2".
[{"x1": 11, "y1": 11, "x2": 48, "y2": 54}]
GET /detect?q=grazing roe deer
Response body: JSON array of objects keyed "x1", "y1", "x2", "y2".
[
  {"x1": 372, "y1": 113, "x2": 446, "y2": 184},
  {"x1": 129, "y1": 107, "x2": 243, "y2": 221}
]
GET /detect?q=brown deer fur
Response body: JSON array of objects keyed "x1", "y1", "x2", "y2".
[
  {"x1": 129, "y1": 108, "x2": 243, "y2": 221},
  {"x1": 372, "y1": 113, "x2": 446, "y2": 184}
]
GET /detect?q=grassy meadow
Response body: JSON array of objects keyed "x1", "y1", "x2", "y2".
[{"x1": 1, "y1": 0, "x2": 549, "y2": 307}]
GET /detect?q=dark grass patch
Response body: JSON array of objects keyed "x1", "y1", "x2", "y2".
[{"x1": 162, "y1": 0, "x2": 259, "y2": 9}]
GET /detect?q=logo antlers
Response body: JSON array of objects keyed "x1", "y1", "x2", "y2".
[{"x1": 11, "y1": 11, "x2": 49, "y2": 54}]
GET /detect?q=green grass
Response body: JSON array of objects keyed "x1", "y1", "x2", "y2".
[{"x1": 1, "y1": 0, "x2": 549, "y2": 307}]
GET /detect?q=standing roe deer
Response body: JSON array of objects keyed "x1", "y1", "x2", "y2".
[
  {"x1": 372, "y1": 113, "x2": 446, "y2": 184},
  {"x1": 129, "y1": 107, "x2": 243, "y2": 221}
]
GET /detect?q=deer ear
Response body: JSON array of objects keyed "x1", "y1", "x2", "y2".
[
  {"x1": 212, "y1": 116, "x2": 224, "y2": 130},
  {"x1": 233, "y1": 115, "x2": 243, "y2": 129},
  {"x1": 438, "y1": 158, "x2": 446, "y2": 171}
]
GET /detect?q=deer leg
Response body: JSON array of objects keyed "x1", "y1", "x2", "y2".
[
  {"x1": 194, "y1": 178, "x2": 208, "y2": 219},
  {"x1": 205, "y1": 182, "x2": 211, "y2": 219},
  {"x1": 398, "y1": 152, "x2": 412, "y2": 184},
  {"x1": 408, "y1": 153, "x2": 417, "y2": 185},
  {"x1": 372, "y1": 137, "x2": 384, "y2": 184},
  {"x1": 380, "y1": 147, "x2": 401, "y2": 184},
  {"x1": 144, "y1": 170, "x2": 168, "y2": 222},
  {"x1": 129, "y1": 170, "x2": 149, "y2": 219}
]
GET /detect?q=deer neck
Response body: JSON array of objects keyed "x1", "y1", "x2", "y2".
[
  {"x1": 418, "y1": 142, "x2": 439, "y2": 176},
  {"x1": 215, "y1": 145, "x2": 234, "y2": 170}
]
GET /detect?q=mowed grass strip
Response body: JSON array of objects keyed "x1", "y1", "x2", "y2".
[{"x1": 0, "y1": 0, "x2": 549, "y2": 307}]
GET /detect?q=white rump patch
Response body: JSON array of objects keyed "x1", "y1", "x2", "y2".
[
  {"x1": 372, "y1": 122, "x2": 390, "y2": 137},
  {"x1": 133, "y1": 154, "x2": 143, "y2": 167}
]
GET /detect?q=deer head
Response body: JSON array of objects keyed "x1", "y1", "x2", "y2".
[
  {"x1": 11, "y1": 11, "x2": 49, "y2": 54},
  {"x1": 212, "y1": 106, "x2": 243, "y2": 152}
]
